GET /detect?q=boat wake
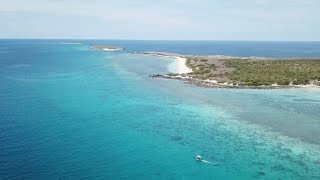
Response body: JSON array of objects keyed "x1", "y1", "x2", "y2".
[
  {"x1": 201, "y1": 160, "x2": 219, "y2": 165},
  {"x1": 197, "y1": 156, "x2": 219, "y2": 165}
]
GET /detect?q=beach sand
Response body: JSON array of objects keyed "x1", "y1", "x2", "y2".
[
  {"x1": 173, "y1": 57, "x2": 193, "y2": 74},
  {"x1": 135, "y1": 52, "x2": 192, "y2": 74},
  {"x1": 103, "y1": 48, "x2": 121, "y2": 51}
]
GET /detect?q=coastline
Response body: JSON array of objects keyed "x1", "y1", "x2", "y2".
[
  {"x1": 132, "y1": 52, "x2": 192, "y2": 74},
  {"x1": 170, "y1": 56, "x2": 193, "y2": 74},
  {"x1": 149, "y1": 74, "x2": 320, "y2": 89},
  {"x1": 91, "y1": 45, "x2": 124, "y2": 51},
  {"x1": 140, "y1": 52, "x2": 320, "y2": 89}
]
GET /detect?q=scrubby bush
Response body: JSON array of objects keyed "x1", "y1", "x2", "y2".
[
  {"x1": 226, "y1": 59, "x2": 320, "y2": 86},
  {"x1": 167, "y1": 73, "x2": 180, "y2": 76}
]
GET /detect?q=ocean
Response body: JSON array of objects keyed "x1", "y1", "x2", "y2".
[{"x1": 0, "y1": 40, "x2": 320, "y2": 179}]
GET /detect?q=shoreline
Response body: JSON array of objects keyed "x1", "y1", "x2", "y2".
[
  {"x1": 169, "y1": 56, "x2": 193, "y2": 74},
  {"x1": 132, "y1": 52, "x2": 192, "y2": 74},
  {"x1": 149, "y1": 74, "x2": 320, "y2": 89},
  {"x1": 91, "y1": 45, "x2": 124, "y2": 51},
  {"x1": 139, "y1": 52, "x2": 320, "y2": 90}
]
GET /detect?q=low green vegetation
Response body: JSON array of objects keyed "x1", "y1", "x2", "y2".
[
  {"x1": 167, "y1": 56, "x2": 320, "y2": 87},
  {"x1": 225, "y1": 59, "x2": 320, "y2": 86},
  {"x1": 167, "y1": 73, "x2": 180, "y2": 76},
  {"x1": 186, "y1": 58, "x2": 216, "y2": 75}
]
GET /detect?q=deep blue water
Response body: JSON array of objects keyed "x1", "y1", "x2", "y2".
[
  {"x1": 96, "y1": 40, "x2": 320, "y2": 58},
  {"x1": 0, "y1": 40, "x2": 320, "y2": 179},
  {"x1": 3, "y1": 39, "x2": 320, "y2": 58}
]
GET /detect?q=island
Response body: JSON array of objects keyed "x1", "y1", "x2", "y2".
[
  {"x1": 91, "y1": 45, "x2": 124, "y2": 51},
  {"x1": 145, "y1": 52, "x2": 320, "y2": 89}
]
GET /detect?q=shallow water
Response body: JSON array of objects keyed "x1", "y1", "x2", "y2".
[{"x1": 0, "y1": 40, "x2": 320, "y2": 179}]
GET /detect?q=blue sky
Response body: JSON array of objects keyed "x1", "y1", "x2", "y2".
[{"x1": 0, "y1": 0, "x2": 319, "y2": 40}]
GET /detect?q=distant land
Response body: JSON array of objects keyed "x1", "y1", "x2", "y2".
[{"x1": 91, "y1": 45, "x2": 124, "y2": 51}]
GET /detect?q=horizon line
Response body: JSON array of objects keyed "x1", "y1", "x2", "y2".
[{"x1": 1, "y1": 38, "x2": 320, "y2": 42}]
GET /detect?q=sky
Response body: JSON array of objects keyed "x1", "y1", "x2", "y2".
[{"x1": 0, "y1": 0, "x2": 319, "y2": 41}]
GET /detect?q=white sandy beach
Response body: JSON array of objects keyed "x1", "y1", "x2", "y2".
[
  {"x1": 173, "y1": 57, "x2": 193, "y2": 74},
  {"x1": 139, "y1": 53, "x2": 193, "y2": 74},
  {"x1": 103, "y1": 48, "x2": 120, "y2": 51}
]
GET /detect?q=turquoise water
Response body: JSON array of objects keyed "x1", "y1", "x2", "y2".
[{"x1": 0, "y1": 40, "x2": 320, "y2": 179}]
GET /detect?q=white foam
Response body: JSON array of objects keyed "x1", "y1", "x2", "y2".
[
  {"x1": 7, "y1": 64, "x2": 30, "y2": 69},
  {"x1": 202, "y1": 160, "x2": 218, "y2": 165},
  {"x1": 0, "y1": 51, "x2": 13, "y2": 54}
]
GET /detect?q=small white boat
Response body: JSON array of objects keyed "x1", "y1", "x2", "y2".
[{"x1": 196, "y1": 155, "x2": 203, "y2": 161}]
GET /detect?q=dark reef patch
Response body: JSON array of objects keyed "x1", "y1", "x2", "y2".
[
  {"x1": 271, "y1": 165, "x2": 286, "y2": 172},
  {"x1": 252, "y1": 171, "x2": 266, "y2": 178},
  {"x1": 171, "y1": 136, "x2": 183, "y2": 142}
]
